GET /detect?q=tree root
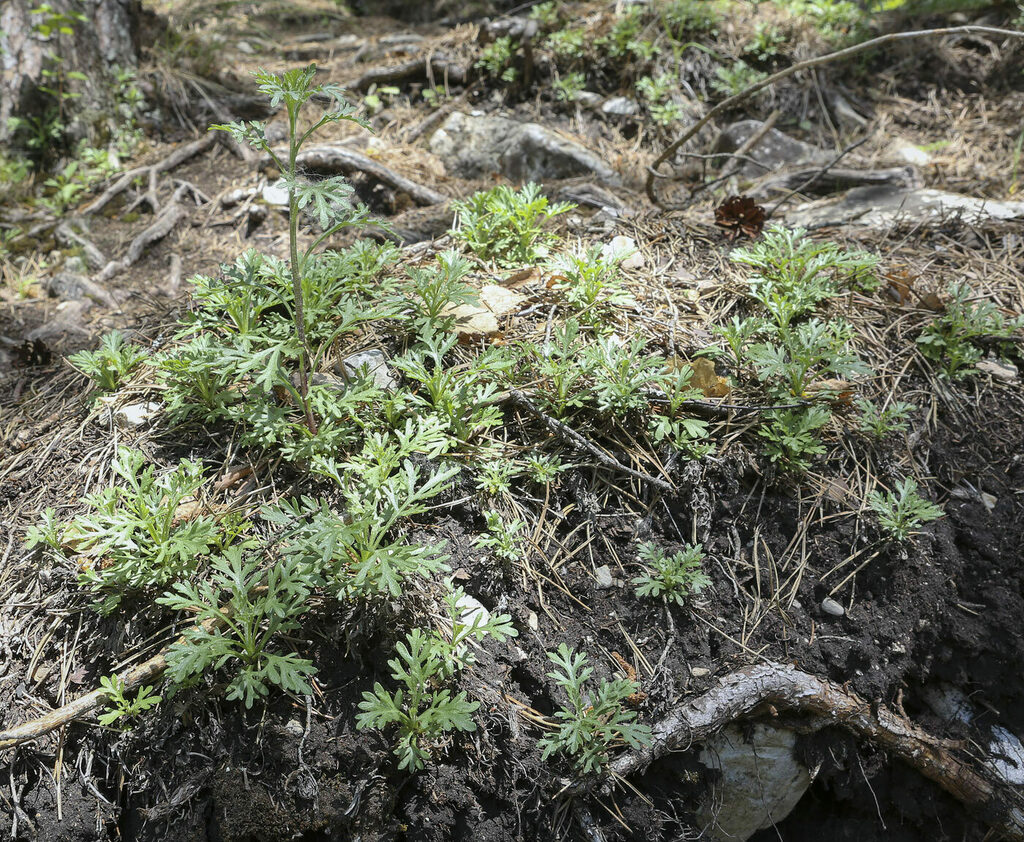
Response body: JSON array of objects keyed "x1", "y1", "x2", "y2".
[
  {"x1": 84, "y1": 133, "x2": 217, "y2": 216},
  {"x1": 570, "y1": 662, "x2": 1024, "y2": 839},
  {"x1": 95, "y1": 182, "x2": 207, "y2": 283},
  {"x1": 289, "y1": 145, "x2": 447, "y2": 207},
  {"x1": 354, "y1": 56, "x2": 466, "y2": 92}
]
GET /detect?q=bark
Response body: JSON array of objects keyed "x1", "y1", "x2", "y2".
[{"x1": 0, "y1": 0, "x2": 142, "y2": 153}]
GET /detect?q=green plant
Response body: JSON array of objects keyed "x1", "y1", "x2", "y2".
[
  {"x1": 529, "y1": 1, "x2": 559, "y2": 27},
  {"x1": 400, "y1": 249, "x2": 478, "y2": 336},
  {"x1": 537, "y1": 643, "x2": 651, "y2": 774},
  {"x1": 747, "y1": 319, "x2": 868, "y2": 398},
  {"x1": 552, "y1": 71, "x2": 587, "y2": 102},
  {"x1": 744, "y1": 22, "x2": 787, "y2": 60},
  {"x1": 452, "y1": 183, "x2": 574, "y2": 267},
  {"x1": 356, "y1": 587, "x2": 517, "y2": 770},
  {"x1": 854, "y1": 397, "x2": 914, "y2": 439},
  {"x1": 759, "y1": 406, "x2": 832, "y2": 470},
  {"x1": 211, "y1": 65, "x2": 371, "y2": 434},
  {"x1": 157, "y1": 546, "x2": 317, "y2": 707},
  {"x1": 633, "y1": 541, "x2": 710, "y2": 606},
  {"x1": 636, "y1": 73, "x2": 689, "y2": 125},
  {"x1": 59, "y1": 449, "x2": 219, "y2": 613},
  {"x1": 363, "y1": 83, "x2": 400, "y2": 115},
  {"x1": 660, "y1": 0, "x2": 720, "y2": 38},
  {"x1": 545, "y1": 26, "x2": 588, "y2": 62},
  {"x1": 548, "y1": 245, "x2": 634, "y2": 326},
  {"x1": 867, "y1": 478, "x2": 943, "y2": 542},
  {"x1": 598, "y1": 7, "x2": 657, "y2": 60},
  {"x1": 68, "y1": 330, "x2": 148, "y2": 392},
  {"x1": 712, "y1": 60, "x2": 769, "y2": 98},
  {"x1": 731, "y1": 226, "x2": 879, "y2": 320},
  {"x1": 916, "y1": 281, "x2": 1024, "y2": 379},
  {"x1": 475, "y1": 510, "x2": 525, "y2": 563},
  {"x1": 525, "y1": 453, "x2": 567, "y2": 484},
  {"x1": 648, "y1": 365, "x2": 712, "y2": 456},
  {"x1": 476, "y1": 36, "x2": 519, "y2": 83},
  {"x1": 584, "y1": 334, "x2": 665, "y2": 418},
  {"x1": 476, "y1": 459, "x2": 520, "y2": 496},
  {"x1": 98, "y1": 673, "x2": 162, "y2": 727}
]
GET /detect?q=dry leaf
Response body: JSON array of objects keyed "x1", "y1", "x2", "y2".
[
  {"x1": 690, "y1": 357, "x2": 731, "y2": 398},
  {"x1": 502, "y1": 266, "x2": 541, "y2": 288},
  {"x1": 804, "y1": 379, "x2": 855, "y2": 405}
]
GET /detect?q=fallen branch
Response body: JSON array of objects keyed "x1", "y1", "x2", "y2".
[
  {"x1": 289, "y1": 145, "x2": 447, "y2": 206},
  {"x1": 646, "y1": 26, "x2": 1024, "y2": 208},
  {"x1": 354, "y1": 56, "x2": 466, "y2": 92},
  {"x1": 0, "y1": 612, "x2": 219, "y2": 752},
  {"x1": 574, "y1": 662, "x2": 1024, "y2": 839},
  {"x1": 507, "y1": 388, "x2": 675, "y2": 494},
  {"x1": 84, "y1": 133, "x2": 217, "y2": 216}
]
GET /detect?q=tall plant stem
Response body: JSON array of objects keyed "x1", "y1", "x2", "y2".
[{"x1": 287, "y1": 104, "x2": 318, "y2": 434}]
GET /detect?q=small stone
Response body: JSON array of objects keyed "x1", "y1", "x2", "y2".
[
  {"x1": 236, "y1": 40, "x2": 254, "y2": 54},
  {"x1": 594, "y1": 565, "x2": 614, "y2": 589},
  {"x1": 980, "y1": 492, "x2": 997, "y2": 512},
  {"x1": 821, "y1": 597, "x2": 845, "y2": 617},
  {"x1": 602, "y1": 96, "x2": 639, "y2": 117},
  {"x1": 602, "y1": 235, "x2": 644, "y2": 269},
  {"x1": 284, "y1": 719, "x2": 304, "y2": 738},
  {"x1": 261, "y1": 184, "x2": 289, "y2": 207},
  {"x1": 114, "y1": 401, "x2": 163, "y2": 428},
  {"x1": 575, "y1": 91, "x2": 602, "y2": 108},
  {"x1": 896, "y1": 144, "x2": 931, "y2": 166},
  {"x1": 454, "y1": 592, "x2": 491, "y2": 628},
  {"x1": 975, "y1": 359, "x2": 1018, "y2": 382},
  {"x1": 64, "y1": 256, "x2": 87, "y2": 274},
  {"x1": 341, "y1": 349, "x2": 398, "y2": 392},
  {"x1": 527, "y1": 611, "x2": 539, "y2": 631},
  {"x1": 890, "y1": 641, "x2": 907, "y2": 655},
  {"x1": 690, "y1": 667, "x2": 710, "y2": 677}
]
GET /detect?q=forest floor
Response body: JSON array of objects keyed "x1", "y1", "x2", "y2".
[{"x1": 2, "y1": 1, "x2": 1024, "y2": 841}]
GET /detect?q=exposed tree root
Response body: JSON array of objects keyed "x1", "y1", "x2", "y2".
[
  {"x1": 574, "y1": 662, "x2": 1024, "y2": 839},
  {"x1": 290, "y1": 145, "x2": 447, "y2": 207},
  {"x1": 95, "y1": 182, "x2": 207, "y2": 283},
  {"x1": 354, "y1": 56, "x2": 466, "y2": 92},
  {"x1": 84, "y1": 133, "x2": 217, "y2": 216}
]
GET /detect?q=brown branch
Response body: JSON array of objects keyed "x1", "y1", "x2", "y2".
[
  {"x1": 645, "y1": 26, "x2": 1024, "y2": 208},
  {"x1": 290, "y1": 145, "x2": 448, "y2": 207},
  {"x1": 507, "y1": 388, "x2": 675, "y2": 494},
  {"x1": 84, "y1": 133, "x2": 217, "y2": 216},
  {"x1": 354, "y1": 56, "x2": 467, "y2": 92},
  {"x1": 574, "y1": 662, "x2": 1024, "y2": 839}
]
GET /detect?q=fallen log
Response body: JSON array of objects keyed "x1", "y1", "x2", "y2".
[{"x1": 354, "y1": 56, "x2": 466, "y2": 92}]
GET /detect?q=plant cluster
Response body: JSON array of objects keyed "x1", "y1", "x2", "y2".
[
  {"x1": 867, "y1": 478, "x2": 943, "y2": 542},
  {"x1": 916, "y1": 281, "x2": 1024, "y2": 379},
  {"x1": 538, "y1": 643, "x2": 651, "y2": 774},
  {"x1": 98, "y1": 673, "x2": 162, "y2": 728},
  {"x1": 452, "y1": 183, "x2": 574, "y2": 267},
  {"x1": 633, "y1": 541, "x2": 710, "y2": 606},
  {"x1": 357, "y1": 587, "x2": 517, "y2": 770},
  {"x1": 69, "y1": 330, "x2": 148, "y2": 392}
]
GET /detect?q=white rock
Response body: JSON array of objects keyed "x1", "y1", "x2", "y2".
[
  {"x1": 594, "y1": 565, "x2": 614, "y2": 589},
  {"x1": 261, "y1": 184, "x2": 289, "y2": 207},
  {"x1": 113, "y1": 401, "x2": 162, "y2": 428},
  {"x1": 284, "y1": 719, "x2": 304, "y2": 737},
  {"x1": 976, "y1": 359, "x2": 1018, "y2": 382},
  {"x1": 690, "y1": 666, "x2": 710, "y2": 677},
  {"x1": 236, "y1": 40, "x2": 254, "y2": 54},
  {"x1": 527, "y1": 611, "x2": 539, "y2": 631},
  {"x1": 341, "y1": 349, "x2": 398, "y2": 391},
  {"x1": 454, "y1": 592, "x2": 491, "y2": 628},
  {"x1": 821, "y1": 597, "x2": 845, "y2": 617},
  {"x1": 896, "y1": 144, "x2": 932, "y2": 166},
  {"x1": 698, "y1": 724, "x2": 815, "y2": 841},
  {"x1": 602, "y1": 235, "x2": 644, "y2": 269},
  {"x1": 602, "y1": 96, "x2": 640, "y2": 117}
]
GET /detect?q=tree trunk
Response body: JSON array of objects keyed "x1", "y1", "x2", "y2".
[{"x1": 0, "y1": 0, "x2": 142, "y2": 157}]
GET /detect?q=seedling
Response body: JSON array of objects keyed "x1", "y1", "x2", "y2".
[
  {"x1": 854, "y1": 398, "x2": 915, "y2": 439},
  {"x1": 98, "y1": 673, "x2": 161, "y2": 727},
  {"x1": 548, "y1": 245, "x2": 634, "y2": 326},
  {"x1": 916, "y1": 281, "x2": 1024, "y2": 379},
  {"x1": 759, "y1": 406, "x2": 832, "y2": 471},
  {"x1": 157, "y1": 547, "x2": 317, "y2": 708},
  {"x1": 525, "y1": 453, "x2": 567, "y2": 485},
  {"x1": 475, "y1": 510, "x2": 525, "y2": 563},
  {"x1": 356, "y1": 588, "x2": 517, "y2": 770},
  {"x1": 476, "y1": 36, "x2": 519, "y2": 83},
  {"x1": 537, "y1": 643, "x2": 651, "y2": 775},
  {"x1": 552, "y1": 72, "x2": 587, "y2": 102},
  {"x1": 68, "y1": 330, "x2": 147, "y2": 392},
  {"x1": 476, "y1": 459, "x2": 520, "y2": 496},
  {"x1": 452, "y1": 183, "x2": 574, "y2": 267},
  {"x1": 633, "y1": 542, "x2": 710, "y2": 606},
  {"x1": 867, "y1": 478, "x2": 943, "y2": 542}
]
